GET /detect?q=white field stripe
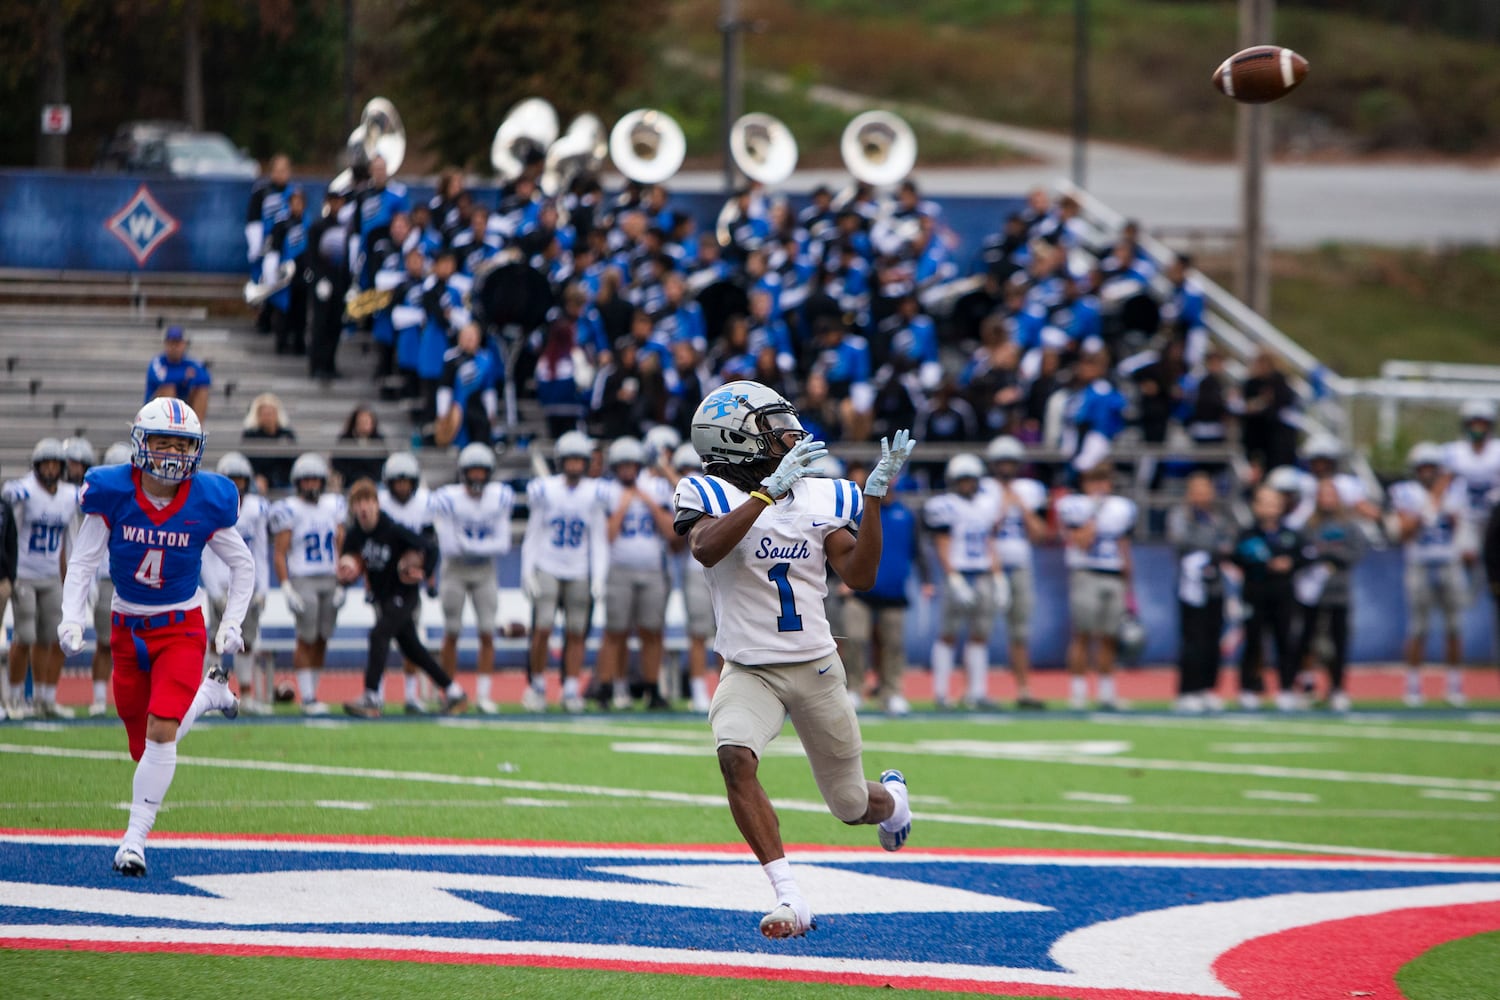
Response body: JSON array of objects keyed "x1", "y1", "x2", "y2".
[
  {"x1": 1062, "y1": 792, "x2": 1132, "y2": 805},
  {"x1": 1243, "y1": 790, "x2": 1320, "y2": 804},
  {"x1": 1089, "y1": 714, "x2": 1500, "y2": 746},
  {"x1": 0, "y1": 743, "x2": 1439, "y2": 858},
  {"x1": 1207, "y1": 742, "x2": 1339, "y2": 755},
  {"x1": 1420, "y1": 789, "x2": 1496, "y2": 803}
]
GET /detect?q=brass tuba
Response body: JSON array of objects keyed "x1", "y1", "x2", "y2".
[
  {"x1": 541, "y1": 113, "x2": 608, "y2": 197},
  {"x1": 717, "y1": 112, "x2": 798, "y2": 247},
  {"x1": 491, "y1": 98, "x2": 560, "y2": 182},
  {"x1": 330, "y1": 97, "x2": 406, "y2": 194},
  {"x1": 608, "y1": 108, "x2": 686, "y2": 186},
  {"x1": 840, "y1": 110, "x2": 917, "y2": 187}
]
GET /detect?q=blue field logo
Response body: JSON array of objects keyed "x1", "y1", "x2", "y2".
[
  {"x1": 105, "y1": 185, "x2": 180, "y2": 266},
  {"x1": 2, "y1": 832, "x2": 1499, "y2": 998}
]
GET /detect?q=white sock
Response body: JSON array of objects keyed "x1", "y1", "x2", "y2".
[
  {"x1": 1070, "y1": 675, "x2": 1088, "y2": 702},
  {"x1": 234, "y1": 653, "x2": 254, "y2": 688},
  {"x1": 689, "y1": 677, "x2": 708, "y2": 701},
  {"x1": 1099, "y1": 675, "x2": 1117, "y2": 704},
  {"x1": 931, "y1": 642, "x2": 954, "y2": 703},
  {"x1": 405, "y1": 674, "x2": 420, "y2": 702},
  {"x1": 39, "y1": 683, "x2": 55, "y2": 705},
  {"x1": 1405, "y1": 668, "x2": 1422, "y2": 695},
  {"x1": 124, "y1": 739, "x2": 177, "y2": 849},
  {"x1": 763, "y1": 856, "x2": 802, "y2": 902},
  {"x1": 1446, "y1": 667, "x2": 1463, "y2": 694},
  {"x1": 297, "y1": 668, "x2": 318, "y2": 703},
  {"x1": 613, "y1": 679, "x2": 630, "y2": 698},
  {"x1": 879, "y1": 776, "x2": 911, "y2": 833},
  {"x1": 446, "y1": 681, "x2": 464, "y2": 700},
  {"x1": 476, "y1": 674, "x2": 492, "y2": 701},
  {"x1": 530, "y1": 676, "x2": 546, "y2": 694},
  {"x1": 93, "y1": 680, "x2": 108, "y2": 705},
  {"x1": 562, "y1": 676, "x2": 580, "y2": 700},
  {"x1": 964, "y1": 643, "x2": 989, "y2": 702}
]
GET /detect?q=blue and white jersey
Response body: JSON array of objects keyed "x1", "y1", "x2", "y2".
[
  {"x1": 359, "y1": 182, "x2": 410, "y2": 238},
  {"x1": 202, "y1": 492, "x2": 273, "y2": 599},
  {"x1": 599, "y1": 473, "x2": 674, "y2": 573},
  {"x1": 1443, "y1": 438, "x2": 1500, "y2": 523},
  {"x1": 521, "y1": 475, "x2": 608, "y2": 583},
  {"x1": 77, "y1": 465, "x2": 237, "y2": 606},
  {"x1": 269, "y1": 494, "x2": 346, "y2": 578},
  {"x1": 1, "y1": 472, "x2": 79, "y2": 583},
  {"x1": 980, "y1": 476, "x2": 1049, "y2": 570},
  {"x1": 923, "y1": 490, "x2": 1000, "y2": 574},
  {"x1": 1057, "y1": 494, "x2": 1137, "y2": 573},
  {"x1": 1389, "y1": 477, "x2": 1469, "y2": 565},
  {"x1": 673, "y1": 474, "x2": 862, "y2": 666},
  {"x1": 379, "y1": 484, "x2": 432, "y2": 534},
  {"x1": 430, "y1": 482, "x2": 515, "y2": 562}
]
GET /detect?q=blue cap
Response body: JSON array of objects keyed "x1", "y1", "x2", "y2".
[{"x1": 164, "y1": 325, "x2": 185, "y2": 341}]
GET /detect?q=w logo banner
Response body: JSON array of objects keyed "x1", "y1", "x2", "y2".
[
  {"x1": 3, "y1": 832, "x2": 1499, "y2": 998},
  {"x1": 105, "y1": 185, "x2": 179, "y2": 266}
]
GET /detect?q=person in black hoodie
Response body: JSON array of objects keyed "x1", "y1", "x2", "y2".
[
  {"x1": 1232, "y1": 484, "x2": 1309, "y2": 710},
  {"x1": 337, "y1": 479, "x2": 469, "y2": 718},
  {"x1": 1485, "y1": 492, "x2": 1500, "y2": 668}
]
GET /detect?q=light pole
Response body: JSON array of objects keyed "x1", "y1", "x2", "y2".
[
  {"x1": 1237, "y1": 0, "x2": 1274, "y2": 315},
  {"x1": 720, "y1": 0, "x2": 744, "y2": 196},
  {"x1": 1072, "y1": 0, "x2": 1089, "y2": 189}
]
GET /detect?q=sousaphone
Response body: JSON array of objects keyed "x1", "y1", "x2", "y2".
[
  {"x1": 717, "y1": 112, "x2": 798, "y2": 247},
  {"x1": 609, "y1": 108, "x2": 686, "y2": 186},
  {"x1": 491, "y1": 97, "x2": 560, "y2": 182}
]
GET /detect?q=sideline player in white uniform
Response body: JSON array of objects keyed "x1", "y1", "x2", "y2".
[
  {"x1": 983, "y1": 435, "x2": 1049, "y2": 708},
  {"x1": 201, "y1": 452, "x2": 274, "y2": 713},
  {"x1": 1292, "y1": 437, "x2": 1381, "y2": 528},
  {"x1": 668, "y1": 443, "x2": 716, "y2": 712},
  {"x1": 1444, "y1": 401, "x2": 1500, "y2": 562},
  {"x1": 924, "y1": 453, "x2": 1004, "y2": 709},
  {"x1": 1057, "y1": 462, "x2": 1138, "y2": 710},
  {"x1": 79, "y1": 442, "x2": 134, "y2": 716},
  {"x1": 378, "y1": 452, "x2": 438, "y2": 712},
  {"x1": 673, "y1": 380, "x2": 915, "y2": 939},
  {"x1": 270, "y1": 453, "x2": 346, "y2": 714},
  {"x1": 597, "y1": 437, "x2": 678, "y2": 710},
  {"x1": 431, "y1": 443, "x2": 515, "y2": 713},
  {"x1": 520, "y1": 431, "x2": 607, "y2": 712},
  {"x1": 1389, "y1": 443, "x2": 1473, "y2": 707},
  {"x1": 3, "y1": 439, "x2": 79, "y2": 718}
]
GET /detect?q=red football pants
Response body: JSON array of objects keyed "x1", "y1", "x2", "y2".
[{"x1": 110, "y1": 608, "x2": 207, "y2": 761}]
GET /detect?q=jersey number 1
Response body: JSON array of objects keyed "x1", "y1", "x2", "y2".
[
  {"x1": 767, "y1": 562, "x2": 803, "y2": 633},
  {"x1": 134, "y1": 548, "x2": 165, "y2": 589}
]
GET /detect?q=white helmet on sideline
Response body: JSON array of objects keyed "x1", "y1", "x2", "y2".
[
  {"x1": 985, "y1": 435, "x2": 1025, "y2": 464},
  {"x1": 216, "y1": 451, "x2": 255, "y2": 482},
  {"x1": 606, "y1": 437, "x2": 648, "y2": 468},
  {"x1": 945, "y1": 453, "x2": 985, "y2": 484},
  {"x1": 382, "y1": 451, "x2": 421, "y2": 484},
  {"x1": 555, "y1": 430, "x2": 594, "y2": 462},
  {"x1": 289, "y1": 452, "x2": 329, "y2": 485},
  {"x1": 671, "y1": 443, "x2": 702, "y2": 472}
]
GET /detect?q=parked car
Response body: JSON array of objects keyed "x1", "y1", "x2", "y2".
[{"x1": 96, "y1": 121, "x2": 258, "y2": 179}]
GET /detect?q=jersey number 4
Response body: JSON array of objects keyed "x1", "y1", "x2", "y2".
[
  {"x1": 134, "y1": 549, "x2": 165, "y2": 589},
  {"x1": 767, "y1": 562, "x2": 803, "y2": 633}
]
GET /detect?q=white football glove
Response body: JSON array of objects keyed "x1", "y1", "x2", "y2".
[
  {"x1": 760, "y1": 436, "x2": 829, "y2": 498},
  {"x1": 864, "y1": 429, "x2": 915, "y2": 498},
  {"x1": 522, "y1": 570, "x2": 541, "y2": 602},
  {"x1": 991, "y1": 570, "x2": 1012, "y2": 613},
  {"x1": 590, "y1": 576, "x2": 606, "y2": 606},
  {"x1": 283, "y1": 586, "x2": 307, "y2": 615},
  {"x1": 332, "y1": 586, "x2": 348, "y2": 610},
  {"x1": 945, "y1": 572, "x2": 977, "y2": 610},
  {"x1": 57, "y1": 622, "x2": 86, "y2": 656},
  {"x1": 216, "y1": 623, "x2": 244, "y2": 656}
]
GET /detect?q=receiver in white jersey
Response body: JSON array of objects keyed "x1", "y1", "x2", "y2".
[
  {"x1": 521, "y1": 474, "x2": 608, "y2": 583},
  {"x1": 1443, "y1": 438, "x2": 1500, "y2": 523},
  {"x1": 269, "y1": 493, "x2": 347, "y2": 577},
  {"x1": 1056, "y1": 493, "x2": 1138, "y2": 572},
  {"x1": 1389, "y1": 477, "x2": 1471, "y2": 565},
  {"x1": 922, "y1": 490, "x2": 1000, "y2": 573},
  {"x1": 980, "y1": 476, "x2": 1047, "y2": 569},
  {"x1": 379, "y1": 483, "x2": 433, "y2": 534},
  {"x1": 202, "y1": 492, "x2": 272, "y2": 598},
  {"x1": 429, "y1": 482, "x2": 515, "y2": 560},
  {"x1": 599, "y1": 472, "x2": 675, "y2": 572},
  {"x1": 674, "y1": 473, "x2": 863, "y2": 666},
  {"x1": 1, "y1": 473, "x2": 79, "y2": 582}
]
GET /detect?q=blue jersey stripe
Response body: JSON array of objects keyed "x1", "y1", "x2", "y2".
[
  {"x1": 834, "y1": 481, "x2": 845, "y2": 519},
  {"x1": 705, "y1": 477, "x2": 730, "y2": 515},
  {"x1": 852, "y1": 484, "x2": 863, "y2": 522},
  {"x1": 687, "y1": 477, "x2": 712, "y2": 513}
]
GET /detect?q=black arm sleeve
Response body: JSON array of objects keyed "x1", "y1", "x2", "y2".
[{"x1": 0, "y1": 500, "x2": 17, "y2": 582}]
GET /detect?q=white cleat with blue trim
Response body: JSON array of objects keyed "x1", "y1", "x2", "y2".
[{"x1": 878, "y1": 768, "x2": 911, "y2": 852}]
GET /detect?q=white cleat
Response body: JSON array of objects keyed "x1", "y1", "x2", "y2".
[
  {"x1": 1329, "y1": 690, "x2": 1352, "y2": 712},
  {"x1": 1403, "y1": 692, "x2": 1424, "y2": 709},
  {"x1": 113, "y1": 843, "x2": 147, "y2": 877},
  {"x1": 302, "y1": 700, "x2": 330, "y2": 717},
  {"x1": 88, "y1": 701, "x2": 108, "y2": 718},
  {"x1": 1173, "y1": 693, "x2": 1206, "y2": 714},
  {"x1": 1445, "y1": 690, "x2": 1468, "y2": 708},
  {"x1": 562, "y1": 694, "x2": 586, "y2": 714},
  {"x1": 240, "y1": 698, "x2": 273, "y2": 716},
  {"x1": 611, "y1": 690, "x2": 634, "y2": 711},
  {"x1": 1067, "y1": 694, "x2": 1088, "y2": 711},
  {"x1": 885, "y1": 694, "x2": 910, "y2": 717},
  {"x1": 1238, "y1": 692, "x2": 1262, "y2": 711},
  {"x1": 877, "y1": 769, "x2": 911, "y2": 851},
  {"x1": 689, "y1": 691, "x2": 712, "y2": 714},
  {"x1": 204, "y1": 667, "x2": 239, "y2": 720},
  {"x1": 1202, "y1": 692, "x2": 1225, "y2": 713},
  {"x1": 520, "y1": 686, "x2": 547, "y2": 713},
  {"x1": 1274, "y1": 691, "x2": 1302, "y2": 712},
  {"x1": 759, "y1": 898, "x2": 813, "y2": 939},
  {"x1": 476, "y1": 698, "x2": 500, "y2": 715}
]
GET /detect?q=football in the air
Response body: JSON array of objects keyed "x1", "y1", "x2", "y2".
[
  {"x1": 397, "y1": 549, "x2": 426, "y2": 583},
  {"x1": 1212, "y1": 45, "x2": 1308, "y2": 104}
]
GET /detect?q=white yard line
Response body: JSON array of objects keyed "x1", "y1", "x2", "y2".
[
  {"x1": 0, "y1": 742, "x2": 1441, "y2": 859},
  {"x1": 1419, "y1": 789, "x2": 1496, "y2": 803},
  {"x1": 1089, "y1": 715, "x2": 1500, "y2": 747},
  {"x1": 1243, "y1": 790, "x2": 1320, "y2": 804},
  {"x1": 1062, "y1": 792, "x2": 1133, "y2": 805}
]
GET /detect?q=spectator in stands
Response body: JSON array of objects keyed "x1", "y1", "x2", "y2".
[
  {"x1": 1167, "y1": 472, "x2": 1234, "y2": 713},
  {"x1": 1390, "y1": 443, "x2": 1471, "y2": 707},
  {"x1": 535, "y1": 288, "x2": 590, "y2": 438},
  {"x1": 434, "y1": 323, "x2": 498, "y2": 449},
  {"x1": 334, "y1": 404, "x2": 387, "y2": 485},
  {"x1": 917, "y1": 378, "x2": 981, "y2": 445},
  {"x1": 1181, "y1": 348, "x2": 1233, "y2": 454},
  {"x1": 144, "y1": 326, "x2": 212, "y2": 421},
  {"x1": 591, "y1": 337, "x2": 648, "y2": 439},
  {"x1": 1057, "y1": 347, "x2": 1127, "y2": 477},
  {"x1": 1294, "y1": 479, "x2": 1365, "y2": 712},
  {"x1": 1232, "y1": 484, "x2": 1307, "y2": 711},
  {"x1": 1161, "y1": 253, "x2": 1208, "y2": 365},
  {"x1": 1239, "y1": 350, "x2": 1299, "y2": 474},
  {"x1": 1057, "y1": 463, "x2": 1137, "y2": 711},
  {"x1": 240, "y1": 392, "x2": 297, "y2": 491}
]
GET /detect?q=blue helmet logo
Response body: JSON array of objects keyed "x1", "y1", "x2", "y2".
[{"x1": 701, "y1": 390, "x2": 742, "y2": 419}]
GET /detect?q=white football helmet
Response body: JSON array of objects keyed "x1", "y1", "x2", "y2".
[
  {"x1": 382, "y1": 451, "x2": 422, "y2": 484},
  {"x1": 130, "y1": 399, "x2": 205, "y2": 482},
  {"x1": 1460, "y1": 399, "x2": 1497, "y2": 425},
  {"x1": 690, "y1": 380, "x2": 805, "y2": 467},
  {"x1": 289, "y1": 452, "x2": 329, "y2": 485},
  {"x1": 606, "y1": 437, "x2": 647, "y2": 468},
  {"x1": 1265, "y1": 466, "x2": 1305, "y2": 494},
  {"x1": 216, "y1": 451, "x2": 255, "y2": 482},
  {"x1": 31, "y1": 437, "x2": 66, "y2": 467},
  {"x1": 671, "y1": 443, "x2": 702, "y2": 472},
  {"x1": 1406, "y1": 441, "x2": 1447, "y2": 471},
  {"x1": 808, "y1": 453, "x2": 846, "y2": 479},
  {"x1": 945, "y1": 453, "x2": 985, "y2": 483},
  {"x1": 555, "y1": 430, "x2": 593, "y2": 462},
  {"x1": 1301, "y1": 435, "x2": 1342, "y2": 463},
  {"x1": 642, "y1": 425, "x2": 682, "y2": 462},
  {"x1": 985, "y1": 435, "x2": 1025, "y2": 464},
  {"x1": 62, "y1": 436, "x2": 96, "y2": 468},
  {"x1": 102, "y1": 441, "x2": 134, "y2": 467}
]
